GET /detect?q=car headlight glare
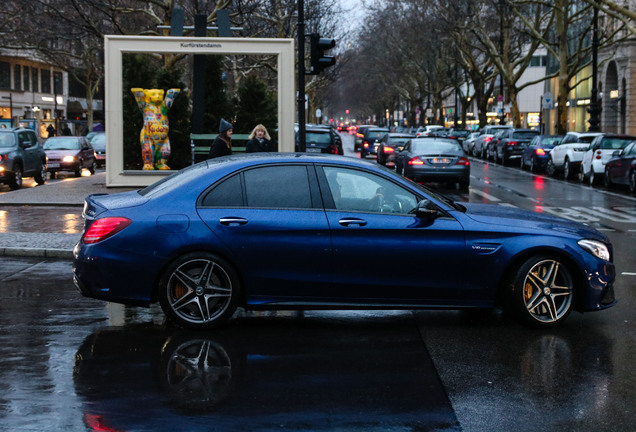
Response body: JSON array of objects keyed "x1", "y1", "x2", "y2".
[
  {"x1": 63, "y1": 155, "x2": 76, "y2": 163},
  {"x1": 578, "y1": 239, "x2": 610, "y2": 261}
]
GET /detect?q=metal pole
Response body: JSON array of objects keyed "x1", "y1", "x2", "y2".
[
  {"x1": 588, "y1": 6, "x2": 600, "y2": 132},
  {"x1": 298, "y1": 0, "x2": 306, "y2": 152},
  {"x1": 499, "y1": 0, "x2": 505, "y2": 126}
]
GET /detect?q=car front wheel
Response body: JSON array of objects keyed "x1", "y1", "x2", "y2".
[
  {"x1": 158, "y1": 253, "x2": 241, "y2": 329},
  {"x1": 507, "y1": 255, "x2": 574, "y2": 328}
]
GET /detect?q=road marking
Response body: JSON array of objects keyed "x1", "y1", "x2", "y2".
[
  {"x1": 622, "y1": 272, "x2": 636, "y2": 276},
  {"x1": 470, "y1": 189, "x2": 501, "y2": 202}
]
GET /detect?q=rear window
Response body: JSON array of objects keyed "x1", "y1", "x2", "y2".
[
  {"x1": 0, "y1": 133, "x2": 15, "y2": 147},
  {"x1": 412, "y1": 140, "x2": 462, "y2": 154},
  {"x1": 600, "y1": 138, "x2": 635, "y2": 150},
  {"x1": 305, "y1": 131, "x2": 331, "y2": 145},
  {"x1": 512, "y1": 131, "x2": 539, "y2": 139}
]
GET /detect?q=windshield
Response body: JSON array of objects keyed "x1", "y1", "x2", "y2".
[
  {"x1": 0, "y1": 133, "x2": 15, "y2": 148},
  {"x1": 44, "y1": 138, "x2": 80, "y2": 150}
]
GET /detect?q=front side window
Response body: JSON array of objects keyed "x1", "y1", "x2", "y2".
[{"x1": 323, "y1": 166, "x2": 418, "y2": 214}]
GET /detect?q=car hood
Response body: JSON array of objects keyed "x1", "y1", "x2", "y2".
[
  {"x1": 461, "y1": 202, "x2": 607, "y2": 241},
  {"x1": 45, "y1": 149, "x2": 81, "y2": 157}
]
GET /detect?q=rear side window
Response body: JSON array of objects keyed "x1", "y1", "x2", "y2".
[{"x1": 245, "y1": 165, "x2": 312, "y2": 209}]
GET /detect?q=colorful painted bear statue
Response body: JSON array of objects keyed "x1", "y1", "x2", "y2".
[{"x1": 131, "y1": 88, "x2": 180, "y2": 170}]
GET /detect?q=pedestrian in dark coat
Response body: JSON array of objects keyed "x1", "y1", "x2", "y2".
[
  {"x1": 46, "y1": 124, "x2": 56, "y2": 137},
  {"x1": 208, "y1": 118, "x2": 233, "y2": 159},
  {"x1": 245, "y1": 124, "x2": 273, "y2": 153}
]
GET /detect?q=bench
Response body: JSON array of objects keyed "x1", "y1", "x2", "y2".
[{"x1": 190, "y1": 133, "x2": 250, "y2": 162}]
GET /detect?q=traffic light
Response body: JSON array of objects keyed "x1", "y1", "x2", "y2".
[{"x1": 308, "y1": 33, "x2": 336, "y2": 75}]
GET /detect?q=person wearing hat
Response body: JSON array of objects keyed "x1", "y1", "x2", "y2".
[{"x1": 208, "y1": 118, "x2": 233, "y2": 159}]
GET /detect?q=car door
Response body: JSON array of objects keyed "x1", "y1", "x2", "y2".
[
  {"x1": 197, "y1": 164, "x2": 333, "y2": 300},
  {"x1": 17, "y1": 131, "x2": 39, "y2": 174},
  {"x1": 581, "y1": 136, "x2": 601, "y2": 175},
  {"x1": 319, "y1": 165, "x2": 467, "y2": 304}
]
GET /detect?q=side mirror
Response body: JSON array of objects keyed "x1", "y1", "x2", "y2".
[{"x1": 415, "y1": 199, "x2": 438, "y2": 219}]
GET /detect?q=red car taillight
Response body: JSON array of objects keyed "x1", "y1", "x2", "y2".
[
  {"x1": 506, "y1": 141, "x2": 519, "y2": 146},
  {"x1": 536, "y1": 148, "x2": 546, "y2": 156},
  {"x1": 356, "y1": 132, "x2": 364, "y2": 138},
  {"x1": 595, "y1": 150, "x2": 602, "y2": 160},
  {"x1": 408, "y1": 157, "x2": 424, "y2": 165},
  {"x1": 363, "y1": 141, "x2": 369, "y2": 148},
  {"x1": 83, "y1": 217, "x2": 132, "y2": 244},
  {"x1": 383, "y1": 146, "x2": 395, "y2": 153},
  {"x1": 485, "y1": 137, "x2": 493, "y2": 143},
  {"x1": 455, "y1": 157, "x2": 470, "y2": 166}
]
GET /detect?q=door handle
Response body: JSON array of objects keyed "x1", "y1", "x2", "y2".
[
  {"x1": 339, "y1": 218, "x2": 367, "y2": 227},
  {"x1": 219, "y1": 217, "x2": 248, "y2": 226}
]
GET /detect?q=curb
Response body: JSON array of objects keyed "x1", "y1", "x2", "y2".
[{"x1": 0, "y1": 247, "x2": 74, "y2": 259}]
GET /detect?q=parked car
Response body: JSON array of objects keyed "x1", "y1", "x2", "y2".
[
  {"x1": 90, "y1": 132, "x2": 106, "y2": 167},
  {"x1": 520, "y1": 135, "x2": 564, "y2": 172},
  {"x1": 395, "y1": 137, "x2": 470, "y2": 189},
  {"x1": 472, "y1": 125, "x2": 512, "y2": 158},
  {"x1": 580, "y1": 134, "x2": 636, "y2": 185},
  {"x1": 360, "y1": 127, "x2": 389, "y2": 158},
  {"x1": 295, "y1": 125, "x2": 343, "y2": 155},
  {"x1": 461, "y1": 132, "x2": 480, "y2": 154},
  {"x1": 447, "y1": 129, "x2": 471, "y2": 146},
  {"x1": 489, "y1": 128, "x2": 540, "y2": 165},
  {"x1": 73, "y1": 153, "x2": 616, "y2": 329},
  {"x1": 0, "y1": 127, "x2": 47, "y2": 190},
  {"x1": 354, "y1": 125, "x2": 378, "y2": 152},
  {"x1": 547, "y1": 131, "x2": 604, "y2": 179},
  {"x1": 604, "y1": 140, "x2": 636, "y2": 192},
  {"x1": 43, "y1": 136, "x2": 97, "y2": 178}
]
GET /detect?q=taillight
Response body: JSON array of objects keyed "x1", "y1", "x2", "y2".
[
  {"x1": 330, "y1": 145, "x2": 339, "y2": 154},
  {"x1": 356, "y1": 133, "x2": 364, "y2": 138},
  {"x1": 595, "y1": 150, "x2": 602, "y2": 160},
  {"x1": 506, "y1": 141, "x2": 518, "y2": 146},
  {"x1": 536, "y1": 148, "x2": 546, "y2": 156},
  {"x1": 456, "y1": 157, "x2": 470, "y2": 166},
  {"x1": 383, "y1": 146, "x2": 395, "y2": 153},
  {"x1": 83, "y1": 217, "x2": 132, "y2": 244},
  {"x1": 485, "y1": 137, "x2": 493, "y2": 142},
  {"x1": 363, "y1": 141, "x2": 369, "y2": 148},
  {"x1": 408, "y1": 157, "x2": 424, "y2": 165}
]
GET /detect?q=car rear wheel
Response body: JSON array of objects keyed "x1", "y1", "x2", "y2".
[
  {"x1": 158, "y1": 253, "x2": 241, "y2": 329},
  {"x1": 8, "y1": 164, "x2": 22, "y2": 190},
  {"x1": 546, "y1": 159, "x2": 555, "y2": 176},
  {"x1": 603, "y1": 167, "x2": 611, "y2": 188},
  {"x1": 35, "y1": 163, "x2": 47, "y2": 185},
  {"x1": 507, "y1": 255, "x2": 574, "y2": 328}
]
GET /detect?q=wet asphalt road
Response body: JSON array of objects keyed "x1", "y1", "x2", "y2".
[{"x1": 1, "y1": 135, "x2": 636, "y2": 431}]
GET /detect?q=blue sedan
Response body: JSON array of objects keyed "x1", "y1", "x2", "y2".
[{"x1": 73, "y1": 154, "x2": 615, "y2": 329}]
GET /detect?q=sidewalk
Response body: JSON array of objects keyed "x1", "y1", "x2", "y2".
[{"x1": 0, "y1": 172, "x2": 137, "y2": 258}]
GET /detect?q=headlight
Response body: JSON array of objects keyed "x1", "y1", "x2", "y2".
[
  {"x1": 63, "y1": 155, "x2": 76, "y2": 163},
  {"x1": 578, "y1": 239, "x2": 610, "y2": 261}
]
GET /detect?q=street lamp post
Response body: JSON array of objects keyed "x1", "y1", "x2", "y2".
[{"x1": 587, "y1": 6, "x2": 601, "y2": 132}]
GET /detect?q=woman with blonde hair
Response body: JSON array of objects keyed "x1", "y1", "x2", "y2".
[{"x1": 246, "y1": 124, "x2": 273, "y2": 153}]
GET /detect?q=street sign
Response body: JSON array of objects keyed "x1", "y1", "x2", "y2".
[{"x1": 543, "y1": 92, "x2": 553, "y2": 109}]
